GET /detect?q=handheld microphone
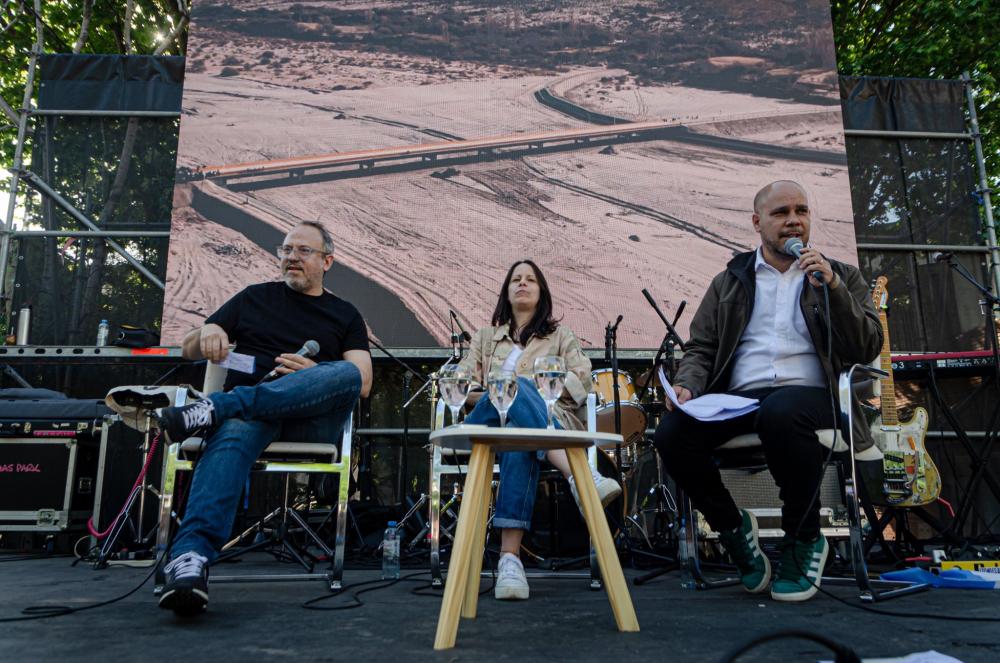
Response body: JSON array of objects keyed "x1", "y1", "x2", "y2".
[
  {"x1": 264, "y1": 340, "x2": 320, "y2": 380},
  {"x1": 783, "y1": 237, "x2": 824, "y2": 281},
  {"x1": 449, "y1": 309, "x2": 472, "y2": 342}
]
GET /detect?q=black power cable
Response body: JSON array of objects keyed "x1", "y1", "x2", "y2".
[
  {"x1": 719, "y1": 629, "x2": 861, "y2": 663},
  {"x1": 0, "y1": 424, "x2": 211, "y2": 623}
]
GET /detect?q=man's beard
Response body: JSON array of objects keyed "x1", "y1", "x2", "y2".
[
  {"x1": 767, "y1": 237, "x2": 794, "y2": 259},
  {"x1": 283, "y1": 270, "x2": 310, "y2": 292}
]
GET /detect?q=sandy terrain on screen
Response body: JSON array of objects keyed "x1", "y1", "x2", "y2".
[{"x1": 165, "y1": 1, "x2": 854, "y2": 348}]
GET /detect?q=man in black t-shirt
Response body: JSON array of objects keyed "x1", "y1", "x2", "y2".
[{"x1": 155, "y1": 221, "x2": 372, "y2": 616}]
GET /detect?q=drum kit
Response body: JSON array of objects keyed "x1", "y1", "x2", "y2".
[{"x1": 588, "y1": 366, "x2": 677, "y2": 552}]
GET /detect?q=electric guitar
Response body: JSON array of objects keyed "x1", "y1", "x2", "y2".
[{"x1": 870, "y1": 276, "x2": 942, "y2": 506}]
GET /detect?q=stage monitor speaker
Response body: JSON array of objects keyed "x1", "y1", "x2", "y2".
[{"x1": 0, "y1": 395, "x2": 108, "y2": 532}]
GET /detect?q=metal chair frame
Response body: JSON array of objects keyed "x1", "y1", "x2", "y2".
[{"x1": 155, "y1": 363, "x2": 354, "y2": 591}]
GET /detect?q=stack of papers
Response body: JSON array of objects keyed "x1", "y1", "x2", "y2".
[{"x1": 658, "y1": 367, "x2": 759, "y2": 421}]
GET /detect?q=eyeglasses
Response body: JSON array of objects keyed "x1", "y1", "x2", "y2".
[{"x1": 276, "y1": 245, "x2": 328, "y2": 259}]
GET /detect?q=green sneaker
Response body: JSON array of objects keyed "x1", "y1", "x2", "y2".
[
  {"x1": 771, "y1": 533, "x2": 829, "y2": 602},
  {"x1": 717, "y1": 509, "x2": 771, "y2": 593}
]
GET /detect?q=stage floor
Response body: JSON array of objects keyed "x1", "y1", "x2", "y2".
[{"x1": 1, "y1": 555, "x2": 997, "y2": 662}]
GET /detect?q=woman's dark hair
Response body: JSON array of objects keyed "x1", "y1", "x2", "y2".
[{"x1": 490, "y1": 259, "x2": 559, "y2": 346}]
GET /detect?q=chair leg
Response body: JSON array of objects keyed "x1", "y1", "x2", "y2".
[
  {"x1": 328, "y1": 463, "x2": 350, "y2": 590},
  {"x1": 566, "y1": 448, "x2": 639, "y2": 633},
  {"x1": 434, "y1": 444, "x2": 492, "y2": 650},
  {"x1": 679, "y1": 492, "x2": 739, "y2": 590},
  {"x1": 430, "y1": 447, "x2": 444, "y2": 587}
]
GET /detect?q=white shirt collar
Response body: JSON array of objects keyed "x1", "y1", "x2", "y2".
[{"x1": 754, "y1": 246, "x2": 803, "y2": 278}]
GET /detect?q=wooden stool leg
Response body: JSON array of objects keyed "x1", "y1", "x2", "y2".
[
  {"x1": 566, "y1": 447, "x2": 640, "y2": 633},
  {"x1": 462, "y1": 448, "x2": 494, "y2": 619},
  {"x1": 434, "y1": 444, "x2": 492, "y2": 649}
]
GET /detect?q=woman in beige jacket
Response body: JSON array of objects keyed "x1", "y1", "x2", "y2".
[{"x1": 460, "y1": 259, "x2": 620, "y2": 601}]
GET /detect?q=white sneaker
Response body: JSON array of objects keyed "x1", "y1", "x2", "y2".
[
  {"x1": 495, "y1": 552, "x2": 529, "y2": 600},
  {"x1": 569, "y1": 472, "x2": 622, "y2": 509}
]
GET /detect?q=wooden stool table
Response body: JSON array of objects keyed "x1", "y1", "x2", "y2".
[{"x1": 429, "y1": 425, "x2": 640, "y2": 650}]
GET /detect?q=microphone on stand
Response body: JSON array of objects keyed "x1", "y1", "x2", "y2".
[
  {"x1": 931, "y1": 251, "x2": 954, "y2": 263},
  {"x1": 449, "y1": 309, "x2": 472, "y2": 342},
  {"x1": 783, "y1": 237, "x2": 824, "y2": 281},
  {"x1": 449, "y1": 309, "x2": 471, "y2": 361},
  {"x1": 263, "y1": 340, "x2": 320, "y2": 380}
]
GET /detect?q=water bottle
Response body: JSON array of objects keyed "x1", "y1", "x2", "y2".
[
  {"x1": 96, "y1": 319, "x2": 110, "y2": 346},
  {"x1": 382, "y1": 520, "x2": 400, "y2": 580},
  {"x1": 677, "y1": 523, "x2": 697, "y2": 589}
]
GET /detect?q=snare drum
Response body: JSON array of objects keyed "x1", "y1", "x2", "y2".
[{"x1": 591, "y1": 368, "x2": 648, "y2": 451}]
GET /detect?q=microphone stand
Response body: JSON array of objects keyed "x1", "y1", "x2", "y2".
[
  {"x1": 635, "y1": 298, "x2": 686, "y2": 399},
  {"x1": 631, "y1": 289, "x2": 690, "y2": 584},
  {"x1": 367, "y1": 337, "x2": 431, "y2": 510},
  {"x1": 938, "y1": 256, "x2": 1000, "y2": 538},
  {"x1": 605, "y1": 315, "x2": 624, "y2": 473}
]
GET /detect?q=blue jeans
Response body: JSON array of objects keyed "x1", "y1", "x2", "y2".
[
  {"x1": 464, "y1": 376, "x2": 561, "y2": 530},
  {"x1": 170, "y1": 361, "x2": 361, "y2": 562}
]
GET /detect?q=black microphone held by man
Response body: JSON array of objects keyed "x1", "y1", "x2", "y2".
[{"x1": 262, "y1": 339, "x2": 320, "y2": 381}]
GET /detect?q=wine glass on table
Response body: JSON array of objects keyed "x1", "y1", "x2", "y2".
[
  {"x1": 438, "y1": 364, "x2": 472, "y2": 426},
  {"x1": 533, "y1": 355, "x2": 566, "y2": 429},
  {"x1": 487, "y1": 367, "x2": 518, "y2": 428}
]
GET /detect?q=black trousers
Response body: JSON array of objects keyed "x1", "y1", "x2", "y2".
[{"x1": 653, "y1": 386, "x2": 836, "y2": 540}]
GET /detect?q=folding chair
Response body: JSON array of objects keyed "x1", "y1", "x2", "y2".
[
  {"x1": 674, "y1": 367, "x2": 892, "y2": 597},
  {"x1": 155, "y1": 362, "x2": 354, "y2": 590}
]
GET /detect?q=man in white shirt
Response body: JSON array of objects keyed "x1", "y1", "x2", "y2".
[{"x1": 654, "y1": 180, "x2": 882, "y2": 602}]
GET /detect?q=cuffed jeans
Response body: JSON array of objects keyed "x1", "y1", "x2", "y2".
[
  {"x1": 170, "y1": 361, "x2": 361, "y2": 562},
  {"x1": 463, "y1": 376, "x2": 561, "y2": 530},
  {"x1": 653, "y1": 386, "x2": 835, "y2": 540}
]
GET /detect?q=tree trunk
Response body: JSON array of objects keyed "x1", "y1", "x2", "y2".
[
  {"x1": 72, "y1": 0, "x2": 94, "y2": 54},
  {"x1": 76, "y1": 116, "x2": 140, "y2": 343},
  {"x1": 37, "y1": 118, "x2": 62, "y2": 344}
]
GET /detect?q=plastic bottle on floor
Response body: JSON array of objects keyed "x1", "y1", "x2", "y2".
[{"x1": 382, "y1": 521, "x2": 400, "y2": 580}]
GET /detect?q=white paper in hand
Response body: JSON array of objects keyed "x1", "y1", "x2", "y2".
[
  {"x1": 216, "y1": 351, "x2": 255, "y2": 375},
  {"x1": 658, "y1": 367, "x2": 759, "y2": 421}
]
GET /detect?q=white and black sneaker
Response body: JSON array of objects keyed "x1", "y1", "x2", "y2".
[
  {"x1": 155, "y1": 399, "x2": 216, "y2": 442},
  {"x1": 568, "y1": 469, "x2": 622, "y2": 509},
  {"x1": 158, "y1": 551, "x2": 210, "y2": 616},
  {"x1": 495, "y1": 552, "x2": 530, "y2": 600}
]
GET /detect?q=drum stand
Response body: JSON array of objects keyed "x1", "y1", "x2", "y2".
[{"x1": 601, "y1": 315, "x2": 674, "y2": 570}]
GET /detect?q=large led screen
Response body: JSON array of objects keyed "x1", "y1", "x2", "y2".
[{"x1": 164, "y1": 0, "x2": 857, "y2": 348}]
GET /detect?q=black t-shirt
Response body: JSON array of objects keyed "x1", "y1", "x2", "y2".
[{"x1": 205, "y1": 282, "x2": 369, "y2": 389}]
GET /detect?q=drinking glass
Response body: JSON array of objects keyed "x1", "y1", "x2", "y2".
[
  {"x1": 533, "y1": 355, "x2": 566, "y2": 429},
  {"x1": 487, "y1": 367, "x2": 518, "y2": 428},
  {"x1": 438, "y1": 364, "x2": 472, "y2": 426}
]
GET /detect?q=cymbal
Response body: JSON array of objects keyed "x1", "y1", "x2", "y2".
[{"x1": 635, "y1": 368, "x2": 659, "y2": 391}]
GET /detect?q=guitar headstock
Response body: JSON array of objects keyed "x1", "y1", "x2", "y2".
[{"x1": 871, "y1": 275, "x2": 888, "y2": 310}]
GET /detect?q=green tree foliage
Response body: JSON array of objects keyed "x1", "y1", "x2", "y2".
[
  {"x1": 831, "y1": 0, "x2": 1000, "y2": 186},
  {"x1": 0, "y1": 2, "x2": 187, "y2": 393},
  {"x1": 1, "y1": 1, "x2": 187, "y2": 164}
]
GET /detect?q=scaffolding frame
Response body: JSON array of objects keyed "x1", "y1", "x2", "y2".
[
  {"x1": 1, "y1": 6, "x2": 997, "y2": 344},
  {"x1": 0, "y1": 0, "x2": 182, "y2": 310}
]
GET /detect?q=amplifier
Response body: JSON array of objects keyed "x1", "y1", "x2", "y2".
[
  {"x1": 718, "y1": 465, "x2": 848, "y2": 539},
  {"x1": 0, "y1": 398, "x2": 109, "y2": 532}
]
